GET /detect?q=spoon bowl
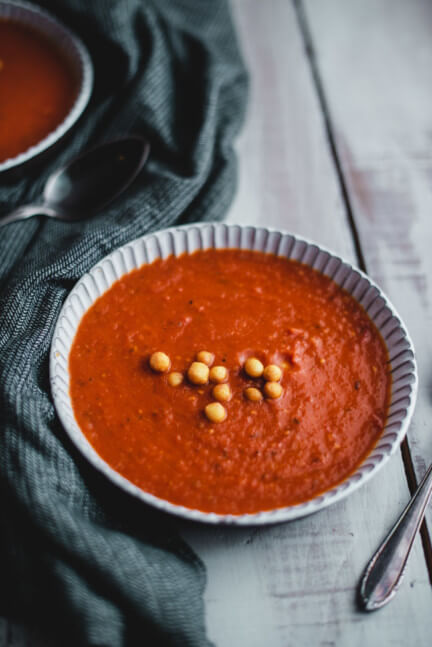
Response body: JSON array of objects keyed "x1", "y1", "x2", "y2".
[{"x1": 0, "y1": 136, "x2": 150, "y2": 227}]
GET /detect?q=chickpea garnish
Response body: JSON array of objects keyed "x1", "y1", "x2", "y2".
[
  {"x1": 149, "y1": 351, "x2": 171, "y2": 373},
  {"x1": 188, "y1": 361, "x2": 210, "y2": 385},
  {"x1": 264, "y1": 382, "x2": 283, "y2": 399},
  {"x1": 263, "y1": 364, "x2": 282, "y2": 382},
  {"x1": 209, "y1": 365, "x2": 228, "y2": 383},
  {"x1": 244, "y1": 357, "x2": 264, "y2": 378},
  {"x1": 204, "y1": 402, "x2": 227, "y2": 423},
  {"x1": 167, "y1": 372, "x2": 183, "y2": 387},
  {"x1": 212, "y1": 383, "x2": 232, "y2": 402},
  {"x1": 244, "y1": 387, "x2": 263, "y2": 402},
  {"x1": 196, "y1": 350, "x2": 215, "y2": 366}
]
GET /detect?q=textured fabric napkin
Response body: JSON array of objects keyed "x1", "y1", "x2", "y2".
[{"x1": 0, "y1": 1, "x2": 247, "y2": 645}]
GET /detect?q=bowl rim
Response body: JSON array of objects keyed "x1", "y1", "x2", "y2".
[
  {"x1": 0, "y1": 0, "x2": 93, "y2": 173},
  {"x1": 50, "y1": 222, "x2": 418, "y2": 525}
]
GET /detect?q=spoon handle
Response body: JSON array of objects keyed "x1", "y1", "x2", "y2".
[
  {"x1": 359, "y1": 462, "x2": 432, "y2": 611},
  {"x1": 0, "y1": 204, "x2": 58, "y2": 228}
]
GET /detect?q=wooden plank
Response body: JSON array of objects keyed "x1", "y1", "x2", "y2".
[
  {"x1": 303, "y1": 0, "x2": 432, "y2": 540},
  {"x1": 181, "y1": 1, "x2": 432, "y2": 646}
]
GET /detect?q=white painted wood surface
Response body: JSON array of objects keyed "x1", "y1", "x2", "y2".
[
  {"x1": 302, "y1": 0, "x2": 432, "y2": 538},
  {"x1": 181, "y1": 1, "x2": 432, "y2": 646},
  {"x1": 2, "y1": 1, "x2": 432, "y2": 645}
]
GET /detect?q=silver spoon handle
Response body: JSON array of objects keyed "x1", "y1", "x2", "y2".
[
  {"x1": 0, "y1": 204, "x2": 58, "y2": 227},
  {"x1": 359, "y1": 462, "x2": 432, "y2": 611}
]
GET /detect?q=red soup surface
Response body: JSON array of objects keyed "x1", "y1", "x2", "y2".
[
  {"x1": 69, "y1": 249, "x2": 391, "y2": 514},
  {"x1": 0, "y1": 19, "x2": 77, "y2": 163}
]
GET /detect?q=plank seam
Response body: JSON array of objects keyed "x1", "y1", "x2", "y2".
[
  {"x1": 292, "y1": 0, "x2": 367, "y2": 273},
  {"x1": 401, "y1": 438, "x2": 432, "y2": 586},
  {"x1": 293, "y1": 0, "x2": 432, "y2": 585}
]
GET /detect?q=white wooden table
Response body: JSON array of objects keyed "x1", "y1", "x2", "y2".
[
  {"x1": 182, "y1": 1, "x2": 432, "y2": 645},
  {"x1": 2, "y1": 1, "x2": 432, "y2": 645}
]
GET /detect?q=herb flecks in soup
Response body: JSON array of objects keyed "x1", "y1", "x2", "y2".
[
  {"x1": 0, "y1": 19, "x2": 77, "y2": 163},
  {"x1": 69, "y1": 249, "x2": 391, "y2": 514}
]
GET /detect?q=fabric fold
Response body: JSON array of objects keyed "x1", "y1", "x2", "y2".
[{"x1": 0, "y1": 1, "x2": 248, "y2": 644}]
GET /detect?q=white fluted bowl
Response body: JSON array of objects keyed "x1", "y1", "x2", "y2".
[
  {"x1": 0, "y1": 0, "x2": 93, "y2": 173},
  {"x1": 50, "y1": 224, "x2": 418, "y2": 525}
]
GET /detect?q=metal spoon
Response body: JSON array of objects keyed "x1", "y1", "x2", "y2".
[
  {"x1": 0, "y1": 136, "x2": 150, "y2": 227},
  {"x1": 359, "y1": 462, "x2": 432, "y2": 611}
]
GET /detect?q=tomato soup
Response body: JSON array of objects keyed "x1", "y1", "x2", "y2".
[
  {"x1": 69, "y1": 250, "x2": 391, "y2": 514},
  {"x1": 0, "y1": 19, "x2": 77, "y2": 163}
]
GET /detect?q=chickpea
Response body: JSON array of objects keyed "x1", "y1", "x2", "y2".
[
  {"x1": 244, "y1": 387, "x2": 263, "y2": 402},
  {"x1": 204, "y1": 402, "x2": 227, "y2": 423},
  {"x1": 263, "y1": 364, "x2": 282, "y2": 382},
  {"x1": 264, "y1": 381, "x2": 283, "y2": 399},
  {"x1": 187, "y1": 361, "x2": 209, "y2": 385},
  {"x1": 196, "y1": 350, "x2": 215, "y2": 366},
  {"x1": 212, "y1": 383, "x2": 232, "y2": 402},
  {"x1": 149, "y1": 351, "x2": 171, "y2": 373},
  {"x1": 209, "y1": 365, "x2": 228, "y2": 383},
  {"x1": 244, "y1": 357, "x2": 264, "y2": 378},
  {"x1": 167, "y1": 372, "x2": 183, "y2": 387}
]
